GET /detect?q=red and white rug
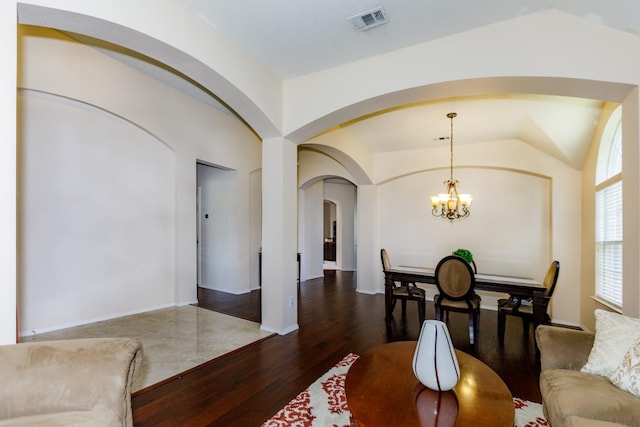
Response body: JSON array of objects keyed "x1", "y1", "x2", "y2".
[{"x1": 263, "y1": 353, "x2": 548, "y2": 427}]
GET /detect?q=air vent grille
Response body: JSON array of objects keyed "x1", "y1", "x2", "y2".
[{"x1": 349, "y1": 7, "x2": 388, "y2": 32}]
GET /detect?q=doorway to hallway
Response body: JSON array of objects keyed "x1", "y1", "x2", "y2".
[
  {"x1": 323, "y1": 200, "x2": 337, "y2": 270},
  {"x1": 196, "y1": 162, "x2": 236, "y2": 292},
  {"x1": 299, "y1": 177, "x2": 357, "y2": 280},
  {"x1": 195, "y1": 162, "x2": 262, "y2": 296}
]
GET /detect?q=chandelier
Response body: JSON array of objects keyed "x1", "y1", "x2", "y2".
[{"x1": 430, "y1": 112, "x2": 473, "y2": 221}]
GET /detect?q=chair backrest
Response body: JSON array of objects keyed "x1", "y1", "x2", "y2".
[
  {"x1": 543, "y1": 260, "x2": 560, "y2": 299},
  {"x1": 434, "y1": 255, "x2": 476, "y2": 300},
  {"x1": 380, "y1": 248, "x2": 391, "y2": 271}
]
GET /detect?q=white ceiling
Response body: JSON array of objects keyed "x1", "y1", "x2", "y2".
[
  {"x1": 85, "y1": 1, "x2": 638, "y2": 168},
  {"x1": 181, "y1": 0, "x2": 639, "y2": 80}
]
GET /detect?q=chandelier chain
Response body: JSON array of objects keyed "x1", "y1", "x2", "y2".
[{"x1": 448, "y1": 112, "x2": 455, "y2": 182}]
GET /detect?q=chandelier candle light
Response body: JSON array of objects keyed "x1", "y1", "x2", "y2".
[{"x1": 430, "y1": 112, "x2": 473, "y2": 220}]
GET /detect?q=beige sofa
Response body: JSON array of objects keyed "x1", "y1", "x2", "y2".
[
  {"x1": 536, "y1": 325, "x2": 640, "y2": 427},
  {"x1": 0, "y1": 338, "x2": 143, "y2": 427}
]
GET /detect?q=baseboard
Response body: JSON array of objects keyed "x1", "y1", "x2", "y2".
[
  {"x1": 260, "y1": 323, "x2": 299, "y2": 336},
  {"x1": 355, "y1": 288, "x2": 377, "y2": 295},
  {"x1": 20, "y1": 302, "x2": 176, "y2": 338}
]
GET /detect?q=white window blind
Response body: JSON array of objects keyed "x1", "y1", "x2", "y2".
[{"x1": 595, "y1": 180, "x2": 623, "y2": 307}]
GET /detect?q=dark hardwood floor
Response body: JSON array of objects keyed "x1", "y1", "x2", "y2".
[{"x1": 132, "y1": 271, "x2": 541, "y2": 426}]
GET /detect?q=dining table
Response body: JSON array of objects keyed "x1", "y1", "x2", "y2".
[{"x1": 384, "y1": 266, "x2": 547, "y2": 327}]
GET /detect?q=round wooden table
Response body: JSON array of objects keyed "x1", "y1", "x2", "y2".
[{"x1": 345, "y1": 341, "x2": 514, "y2": 426}]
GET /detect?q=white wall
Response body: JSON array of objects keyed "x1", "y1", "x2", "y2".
[
  {"x1": 17, "y1": 26, "x2": 260, "y2": 334},
  {"x1": 378, "y1": 167, "x2": 550, "y2": 278},
  {"x1": 249, "y1": 168, "x2": 262, "y2": 290},
  {"x1": 19, "y1": 90, "x2": 176, "y2": 333},
  {"x1": 377, "y1": 165, "x2": 551, "y2": 310}
]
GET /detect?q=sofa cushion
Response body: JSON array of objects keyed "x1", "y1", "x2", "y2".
[
  {"x1": 540, "y1": 368, "x2": 640, "y2": 427},
  {"x1": 0, "y1": 338, "x2": 142, "y2": 427},
  {"x1": 610, "y1": 336, "x2": 640, "y2": 398},
  {"x1": 567, "y1": 416, "x2": 630, "y2": 427},
  {"x1": 581, "y1": 309, "x2": 640, "y2": 379},
  {"x1": 0, "y1": 410, "x2": 119, "y2": 426}
]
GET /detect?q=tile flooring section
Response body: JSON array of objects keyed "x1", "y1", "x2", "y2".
[{"x1": 22, "y1": 305, "x2": 273, "y2": 392}]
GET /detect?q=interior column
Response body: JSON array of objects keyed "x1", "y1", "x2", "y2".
[
  {"x1": 356, "y1": 184, "x2": 378, "y2": 294},
  {"x1": 261, "y1": 137, "x2": 299, "y2": 334},
  {"x1": 622, "y1": 88, "x2": 640, "y2": 317},
  {"x1": 1, "y1": 1, "x2": 17, "y2": 344}
]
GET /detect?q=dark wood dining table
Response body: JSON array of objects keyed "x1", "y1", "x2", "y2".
[{"x1": 385, "y1": 266, "x2": 547, "y2": 327}]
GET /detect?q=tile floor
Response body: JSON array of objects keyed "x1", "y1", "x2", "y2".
[{"x1": 22, "y1": 305, "x2": 273, "y2": 391}]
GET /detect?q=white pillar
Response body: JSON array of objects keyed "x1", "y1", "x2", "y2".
[
  {"x1": 261, "y1": 137, "x2": 299, "y2": 334},
  {"x1": 622, "y1": 88, "x2": 640, "y2": 317},
  {"x1": 1, "y1": 1, "x2": 17, "y2": 344},
  {"x1": 356, "y1": 185, "x2": 378, "y2": 294}
]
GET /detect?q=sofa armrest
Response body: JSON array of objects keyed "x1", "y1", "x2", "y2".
[
  {"x1": 536, "y1": 325, "x2": 594, "y2": 371},
  {"x1": 0, "y1": 338, "x2": 142, "y2": 427}
]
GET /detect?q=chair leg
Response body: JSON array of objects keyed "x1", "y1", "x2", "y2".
[
  {"x1": 468, "y1": 312, "x2": 475, "y2": 345},
  {"x1": 435, "y1": 305, "x2": 442, "y2": 321},
  {"x1": 418, "y1": 300, "x2": 425, "y2": 326},
  {"x1": 522, "y1": 318, "x2": 530, "y2": 336},
  {"x1": 498, "y1": 310, "x2": 506, "y2": 342}
]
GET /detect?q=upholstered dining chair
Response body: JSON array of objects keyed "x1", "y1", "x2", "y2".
[
  {"x1": 497, "y1": 260, "x2": 560, "y2": 341},
  {"x1": 380, "y1": 248, "x2": 426, "y2": 326},
  {"x1": 434, "y1": 255, "x2": 481, "y2": 344}
]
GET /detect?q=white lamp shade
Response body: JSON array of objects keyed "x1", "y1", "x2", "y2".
[{"x1": 458, "y1": 194, "x2": 473, "y2": 206}]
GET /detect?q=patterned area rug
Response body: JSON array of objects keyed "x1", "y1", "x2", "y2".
[{"x1": 263, "y1": 353, "x2": 548, "y2": 427}]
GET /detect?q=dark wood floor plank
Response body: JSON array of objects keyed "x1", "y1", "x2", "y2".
[{"x1": 132, "y1": 271, "x2": 541, "y2": 426}]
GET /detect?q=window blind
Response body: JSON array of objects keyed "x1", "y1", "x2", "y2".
[{"x1": 595, "y1": 180, "x2": 623, "y2": 307}]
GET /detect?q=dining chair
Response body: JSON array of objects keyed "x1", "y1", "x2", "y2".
[
  {"x1": 380, "y1": 248, "x2": 426, "y2": 326},
  {"x1": 434, "y1": 255, "x2": 481, "y2": 344},
  {"x1": 497, "y1": 260, "x2": 560, "y2": 341}
]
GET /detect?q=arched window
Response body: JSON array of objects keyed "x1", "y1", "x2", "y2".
[{"x1": 595, "y1": 107, "x2": 622, "y2": 308}]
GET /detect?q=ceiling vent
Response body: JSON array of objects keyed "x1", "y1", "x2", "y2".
[{"x1": 349, "y1": 6, "x2": 389, "y2": 32}]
